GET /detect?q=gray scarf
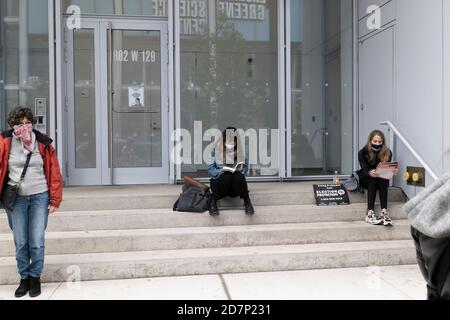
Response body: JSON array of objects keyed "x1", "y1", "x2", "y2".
[{"x1": 403, "y1": 173, "x2": 450, "y2": 238}]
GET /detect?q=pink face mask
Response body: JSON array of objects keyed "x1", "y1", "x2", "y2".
[{"x1": 13, "y1": 124, "x2": 34, "y2": 154}]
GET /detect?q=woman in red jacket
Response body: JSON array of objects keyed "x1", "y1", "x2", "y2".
[{"x1": 0, "y1": 107, "x2": 63, "y2": 298}]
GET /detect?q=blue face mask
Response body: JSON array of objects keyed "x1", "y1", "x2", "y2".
[{"x1": 371, "y1": 144, "x2": 383, "y2": 152}]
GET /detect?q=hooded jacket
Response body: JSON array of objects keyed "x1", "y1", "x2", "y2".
[{"x1": 0, "y1": 129, "x2": 63, "y2": 208}]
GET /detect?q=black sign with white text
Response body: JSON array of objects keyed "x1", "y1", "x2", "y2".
[{"x1": 313, "y1": 184, "x2": 350, "y2": 206}]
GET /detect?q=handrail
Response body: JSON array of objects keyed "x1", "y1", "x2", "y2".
[{"x1": 380, "y1": 121, "x2": 438, "y2": 181}]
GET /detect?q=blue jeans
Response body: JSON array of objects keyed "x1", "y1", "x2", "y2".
[{"x1": 6, "y1": 192, "x2": 50, "y2": 279}]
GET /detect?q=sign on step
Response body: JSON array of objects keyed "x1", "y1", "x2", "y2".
[{"x1": 313, "y1": 184, "x2": 350, "y2": 206}]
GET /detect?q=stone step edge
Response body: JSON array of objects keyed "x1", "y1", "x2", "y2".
[
  {"x1": 0, "y1": 240, "x2": 415, "y2": 266},
  {"x1": 0, "y1": 202, "x2": 407, "y2": 217},
  {"x1": 0, "y1": 241, "x2": 417, "y2": 285},
  {"x1": 58, "y1": 188, "x2": 405, "y2": 198},
  {"x1": 0, "y1": 220, "x2": 412, "y2": 240}
]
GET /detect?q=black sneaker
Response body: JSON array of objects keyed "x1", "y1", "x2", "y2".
[
  {"x1": 29, "y1": 276, "x2": 41, "y2": 298},
  {"x1": 15, "y1": 278, "x2": 30, "y2": 298}
]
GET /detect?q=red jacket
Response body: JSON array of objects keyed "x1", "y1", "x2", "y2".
[{"x1": 0, "y1": 129, "x2": 63, "y2": 208}]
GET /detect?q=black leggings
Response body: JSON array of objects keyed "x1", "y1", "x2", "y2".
[
  {"x1": 365, "y1": 177, "x2": 390, "y2": 210},
  {"x1": 210, "y1": 172, "x2": 249, "y2": 200}
]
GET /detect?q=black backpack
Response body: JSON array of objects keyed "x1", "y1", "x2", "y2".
[{"x1": 173, "y1": 184, "x2": 212, "y2": 213}]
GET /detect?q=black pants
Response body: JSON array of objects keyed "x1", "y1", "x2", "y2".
[
  {"x1": 210, "y1": 172, "x2": 249, "y2": 200},
  {"x1": 363, "y1": 177, "x2": 389, "y2": 210},
  {"x1": 411, "y1": 227, "x2": 450, "y2": 300}
]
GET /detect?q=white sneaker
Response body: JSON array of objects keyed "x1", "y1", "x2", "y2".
[
  {"x1": 381, "y1": 211, "x2": 393, "y2": 227},
  {"x1": 366, "y1": 210, "x2": 383, "y2": 225}
]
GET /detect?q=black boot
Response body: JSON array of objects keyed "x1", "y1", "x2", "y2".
[
  {"x1": 15, "y1": 278, "x2": 30, "y2": 298},
  {"x1": 29, "y1": 276, "x2": 41, "y2": 298},
  {"x1": 209, "y1": 197, "x2": 220, "y2": 216},
  {"x1": 244, "y1": 195, "x2": 255, "y2": 215}
]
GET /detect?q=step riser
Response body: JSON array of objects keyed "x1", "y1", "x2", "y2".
[
  {"x1": 56, "y1": 191, "x2": 406, "y2": 211},
  {"x1": 0, "y1": 247, "x2": 416, "y2": 285},
  {"x1": 0, "y1": 207, "x2": 407, "y2": 233},
  {"x1": 0, "y1": 225, "x2": 412, "y2": 256}
]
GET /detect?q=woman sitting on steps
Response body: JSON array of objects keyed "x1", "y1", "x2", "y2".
[
  {"x1": 207, "y1": 127, "x2": 254, "y2": 216},
  {"x1": 357, "y1": 130, "x2": 397, "y2": 227}
]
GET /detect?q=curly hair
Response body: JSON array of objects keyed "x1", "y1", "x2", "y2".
[{"x1": 7, "y1": 106, "x2": 37, "y2": 128}]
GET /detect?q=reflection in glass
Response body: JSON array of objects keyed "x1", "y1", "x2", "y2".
[
  {"x1": 74, "y1": 29, "x2": 96, "y2": 168},
  {"x1": 0, "y1": 0, "x2": 49, "y2": 131},
  {"x1": 63, "y1": 0, "x2": 168, "y2": 17},
  {"x1": 180, "y1": 0, "x2": 279, "y2": 178},
  {"x1": 110, "y1": 30, "x2": 162, "y2": 168},
  {"x1": 290, "y1": 0, "x2": 353, "y2": 176}
]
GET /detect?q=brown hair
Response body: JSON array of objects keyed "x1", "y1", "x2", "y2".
[
  {"x1": 366, "y1": 130, "x2": 391, "y2": 163},
  {"x1": 214, "y1": 127, "x2": 244, "y2": 164},
  {"x1": 7, "y1": 106, "x2": 36, "y2": 128}
]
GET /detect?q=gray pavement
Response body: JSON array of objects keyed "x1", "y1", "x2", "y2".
[{"x1": 0, "y1": 265, "x2": 426, "y2": 300}]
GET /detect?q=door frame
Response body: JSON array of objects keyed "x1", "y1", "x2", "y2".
[{"x1": 63, "y1": 17, "x2": 170, "y2": 186}]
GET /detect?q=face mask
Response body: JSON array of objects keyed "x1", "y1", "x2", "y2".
[
  {"x1": 13, "y1": 124, "x2": 34, "y2": 155},
  {"x1": 14, "y1": 123, "x2": 32, "y2": 130},
  {"x1": 225, "y1": 143, "x2": 235, "y2": 150},
  {"x1": 371, "y1": 144, "x2": 383, "y2": 152},
  {"x1": 13, "y1": 124, "x2": 33, "y2": 137}
]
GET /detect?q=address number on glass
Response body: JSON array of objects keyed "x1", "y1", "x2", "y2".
[{"x1": 113, "y1": 50, "x2": 157, "y2": 63}]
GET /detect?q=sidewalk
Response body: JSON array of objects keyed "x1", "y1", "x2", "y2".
[{"x1": 0, "y1": 265, "x2": 426, "y2": 300}]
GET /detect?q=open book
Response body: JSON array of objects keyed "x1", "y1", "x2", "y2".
[
  {"x1": 221, "y1": 162, "x2": 244, "y2": 174},
  {"x1": 375, "y1": 162, "x2": 399, "y2": 180}
]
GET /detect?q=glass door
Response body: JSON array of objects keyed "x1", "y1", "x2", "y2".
[
  {"x1": 65, "y1": 19, "x2": 169, "y2": 185},
  {"x1": 102, "y1": 20, "x2": 169, "y2": 185},
  {"x1": 286, "y1": 0, "x2": 354, "y2": 178},
  {"x1": 65, "y1": 21, "x2": 101, "y2": 185}
]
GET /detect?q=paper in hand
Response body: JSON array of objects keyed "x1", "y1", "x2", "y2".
[{"x1": 375, "y1": 162, "x2": 399, "y2": 180}]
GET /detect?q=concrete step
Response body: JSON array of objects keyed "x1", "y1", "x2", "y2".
[
  {"x1": 0, "y1": 240, "x2": 416, "y2": 285},
  {"x1": 0, "y1": 203, "x2": 407, "y2": 233},
  {"x1": 0, "y1": 220, "x2": 412, "y2": 257},
  {"x1": 42, "y1": 183, "x2": 405, "y2": 211}
]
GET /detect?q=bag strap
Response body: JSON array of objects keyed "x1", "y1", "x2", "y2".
[
  {"x1": 18, "y1": 152, "x2": 33, "y2": 186},
  {"x1": 183, "y1": 175, "x2": 210, "y2": 190}
]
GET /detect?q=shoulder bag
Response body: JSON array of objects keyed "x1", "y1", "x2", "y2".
[{"x1": 1, "y1": 152, "x2": 32, "y2": 211}]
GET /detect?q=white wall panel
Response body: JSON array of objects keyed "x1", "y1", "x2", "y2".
[{"x1": 394, "y1": 0, "x2": 444, "y2": 197}]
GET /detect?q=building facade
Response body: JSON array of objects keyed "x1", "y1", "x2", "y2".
[
  {"x1": 0, "y1": 0, "x2": 448, "y2": 199},
  {"x1": 357, "y1": 0, "x2": 450, "y2": 199}
]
